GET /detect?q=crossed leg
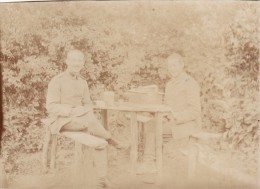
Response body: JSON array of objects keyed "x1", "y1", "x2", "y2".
[{"x1": 61, "y1": 111, "x2": 111, "y2": 139}]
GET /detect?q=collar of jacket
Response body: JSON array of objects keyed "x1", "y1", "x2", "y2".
[
  {"x1": 66, "y1": 70, "x2": 80, "y2": 80},
  {"x1": 168, "y1": 72, "x2": 188, "y2": 86}
]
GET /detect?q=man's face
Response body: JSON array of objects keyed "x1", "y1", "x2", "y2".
[
  {"x1": 66, "y1": 52, "x2": 85, "y2": 74},
  {"x1": 167, "y1": 57, "x2": 184, "y2": 78}
]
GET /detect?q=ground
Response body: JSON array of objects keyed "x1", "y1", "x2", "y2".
[
  {"x1": 7, "y1": 138, "x2": 259, "y2": 189},
  {"x1": 5, "y1": 111, "x2": 260, "y2": 189}
]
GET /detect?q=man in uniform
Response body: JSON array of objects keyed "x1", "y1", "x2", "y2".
[
  {"x1": 139, "y1": 52, "x2": 201, "y2": 177},
  {"x1": 164, "y1": 52, "x2": 201, "y2": 139},
  {"x1": 46, "y1": 49, "x2": 120, "y2": 188}
]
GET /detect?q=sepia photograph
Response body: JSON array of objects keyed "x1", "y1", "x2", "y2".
[{"x1": 0, "y1": 1, "x2": 259, "y2": 189}]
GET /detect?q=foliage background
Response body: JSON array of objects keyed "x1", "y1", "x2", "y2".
[{"x1": 0, "y1": 2, "x2": 259, "y2": 173}]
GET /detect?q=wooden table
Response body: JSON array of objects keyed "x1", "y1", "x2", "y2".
[{"x1": 94, "y1": 102, "x2": 171, "y2": 179}]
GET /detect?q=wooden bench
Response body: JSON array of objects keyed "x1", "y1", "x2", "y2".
[
  {"x1": 42, "y1": 125, "x2": 108, "y2": 188},
  {"x1": 188, "y1": 132, "x2": 259, "y2": 188},
  {"x1": 188, "y1": 132, "x2": 222, "y2": 181}
]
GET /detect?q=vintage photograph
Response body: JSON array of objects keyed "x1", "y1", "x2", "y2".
[{"x1": 0, "y1": 1, "x2": 259, "y2": 189}]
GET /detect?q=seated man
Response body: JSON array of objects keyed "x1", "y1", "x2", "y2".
[
  {"x1": 164, "y1": 52, "x2": 201, "y2": 139},
  {"x1": 139, "y1": 52, "x2": 202, "y2": 176},
  {"x1": 45, "y1": 49, "x2": 120, "y2": 188}
]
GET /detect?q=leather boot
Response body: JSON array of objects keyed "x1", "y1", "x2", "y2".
[
  {"x1": 97, "y1": 177, "x2": 119, "y2": 189},
  {"x1": 107, "y1": 138, "x2": 129, "y2": 150}
]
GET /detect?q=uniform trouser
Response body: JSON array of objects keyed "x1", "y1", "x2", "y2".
[
  {"x1": 94, "y1": 148, "x2": 108, "y2": 178},
  {"x1": 62, "y1": 111, "x2": 109, "y2": 178},
  {"x1": 62, "y1": 111, "x2": 111, "y2": 139}
]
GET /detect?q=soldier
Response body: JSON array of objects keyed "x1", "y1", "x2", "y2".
[
  {"x1": 46, "y1": 49, "x2": 120, "y2": 188},
  {"x1": 164, "y1": 52, "x2": 201, "y2": 139},
  {"x1": 138, "y1": 52, "x2": 201, "y2": 179}
]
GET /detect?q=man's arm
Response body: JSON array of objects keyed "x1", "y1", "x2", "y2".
[
  {"x1": 82, "y1": 81, "x2": 93, "y2": 111},
  {"x1": 172, "y1": 82, "x2": 201, "y2": 124},
  {"x1": 82, "y1": 82, "x2": 92, "y2": 106},
  {"x1": 46, "y1": 78, "x2": 73, "y2": 117}
]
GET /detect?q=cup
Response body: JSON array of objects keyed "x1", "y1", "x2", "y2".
[{"x1": 103, "y1": 91, "x2": 115, "y2": 106}]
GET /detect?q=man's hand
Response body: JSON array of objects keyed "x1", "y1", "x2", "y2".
[
  {"x1": 163, "y1": 112, "x2": 171, "y2": 123},
  {"x1": 70, "y1": 106, "x2": 91, "y2": 117},
  {"x1": 163, "y1": 111, "x2": 177, "y2": 124}
]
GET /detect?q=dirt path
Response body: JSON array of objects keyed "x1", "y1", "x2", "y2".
[{"x1": 7, "y1": 139, "x2": 259, "y2": 189}]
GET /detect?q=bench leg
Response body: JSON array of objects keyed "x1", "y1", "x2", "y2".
[
  {"x1": 50, "y1": 134, "x2": 58, "y2": 170},
  {"x1": 42, "y1": 127, "x2": 51, "y2": 170}
]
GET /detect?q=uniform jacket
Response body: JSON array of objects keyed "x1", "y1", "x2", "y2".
[
  {"x1": 44, "y1": 70, "x2": 92, "y2": 134},
  {"x1": 164, "y1": 72, "x2": 201, "y2": 139}
]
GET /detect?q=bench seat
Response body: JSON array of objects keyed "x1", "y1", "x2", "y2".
[
  {"x1": 42, "y1": 126, "x2": 108, "y2": 171},
  {"x1": 61, "y1": 131, "x2": 108, "y2": 148}
]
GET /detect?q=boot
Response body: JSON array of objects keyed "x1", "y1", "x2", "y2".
[
  {"x1": 97, "y1": 177, "x2": 119, "y2": 189},
  {"x1": 107, "y1": 139, "x2": 129, "y2": 150}
]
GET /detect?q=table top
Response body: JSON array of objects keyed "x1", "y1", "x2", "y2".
[{"x1": 93, "y1": 102, "x2": 171, "y2": 113}]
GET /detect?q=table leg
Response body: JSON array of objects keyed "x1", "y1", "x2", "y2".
[
  {"x1": 155, "y1": 112, "x2": 163, "y2": 180},
  {"x1": 130, "y1": 112, "x2": 138, "y2": 177},
  {"x1": 101, "y1": 109, "x2": 108, "y2": 130}
]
